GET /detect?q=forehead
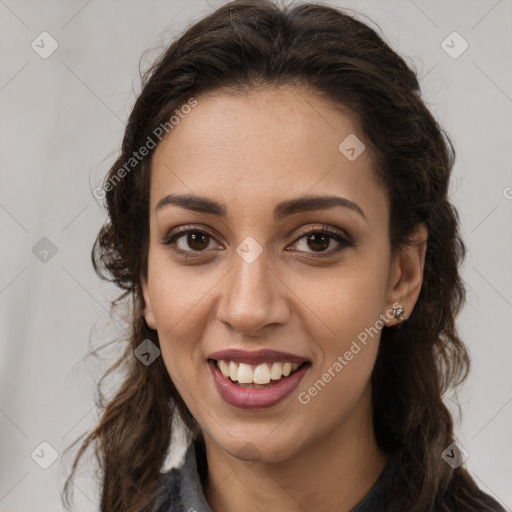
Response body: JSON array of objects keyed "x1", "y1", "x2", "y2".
[{"x1": 149, "y1": 86, "x2": 388, "y2": 223}]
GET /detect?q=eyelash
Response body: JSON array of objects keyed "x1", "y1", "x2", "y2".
[{"x1": 159, "y1": 224, "x2": 354, "y2": 259}]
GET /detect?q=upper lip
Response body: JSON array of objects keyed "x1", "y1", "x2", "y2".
[{"x1": 208, "y1": 349, "x2": 310, "y2": 365}]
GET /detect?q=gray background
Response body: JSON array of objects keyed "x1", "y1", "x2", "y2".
[{"x1": 0, "y1": 0, "x2": 511, "y2": 510}]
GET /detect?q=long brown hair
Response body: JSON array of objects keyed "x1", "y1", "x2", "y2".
[{"x1": 62, "y1": 1, "x2": 497, "y2": 510}]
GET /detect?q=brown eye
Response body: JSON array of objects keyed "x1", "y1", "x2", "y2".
[
  {"x1": 291, "y1": 227, "x2": 353, "y2": 256},
  {"x1": 181, "y1": 232, "x2": 211, "y2": 251},
  {"x1": 160, "y1": 227, "x2": 221, "y2": 259},
  {"x1": 305, "y1": 233, "x2": 330, "y2": 252},
  {"x1": 161, "y1": 225, "x2": 353, "y2": 260},
  {"x1": 169, "y1": 230, "x2": 216, "y2": 252}
]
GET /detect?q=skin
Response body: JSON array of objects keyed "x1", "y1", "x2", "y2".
[{"x1": 141, "y1": 85, "x2": 427, "y2": 512}]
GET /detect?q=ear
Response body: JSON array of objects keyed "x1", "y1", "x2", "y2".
[
  {"x1": 140, "y1": 274, "x2": 157, "y2": 330},
  {"x1": 383, "y1": 223, "x2": 428, "y2": 327}
]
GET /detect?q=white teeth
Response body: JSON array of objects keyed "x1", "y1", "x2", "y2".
[
  {"x1": 216, "y1": 360, "x2": 303, "y2": 384},
  {"x1": 237, "y1": 363, "x2": 253, "y2": 384},
  {"x1": 229, "y1": 361, "x2": 238, "y2": 381},
  {"x1": 218, "y1": 360, "x2": 229, "y2": 376},
  {"x1": 270, "y1": 362, "x2": 283, "y2": 380},
  {"x1": 253, "y1": 363, "x2": 271, "y2": 384}
]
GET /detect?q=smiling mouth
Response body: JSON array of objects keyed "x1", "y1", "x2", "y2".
[{"x1": 209, "y1": 359, "x2": 310, "y2": 388}]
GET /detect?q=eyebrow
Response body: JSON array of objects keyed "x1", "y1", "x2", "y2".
[{"x1": 155, "y1": 193, "x2": 367, "y2": 223}]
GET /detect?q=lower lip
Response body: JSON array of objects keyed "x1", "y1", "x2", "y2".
[{"x1": 209, "y1": 360, "x2": 310, "y2": 409}]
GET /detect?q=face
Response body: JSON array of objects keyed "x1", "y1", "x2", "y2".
[{"x1": 141, "y1": 85, "x2": 425, "y2": 463}]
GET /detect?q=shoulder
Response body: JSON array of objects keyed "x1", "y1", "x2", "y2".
[
  {"x1": 484, "y1": 496, "x2": 508, "y2": 512},
  {"x1": 440, "y1": 468, "x2": 508, "y2": 512},
  {"x1": 356, "y1": 451, "x2": 508, "y2": 512},
  {"x1": 457, "y1": 490, "x2": 508, "y2": 512},
  {"x1": 149, "y1": 441, "x2": 212, "y2": 512},
  {"x1": 150, "y1": 466, "x2": 184, "y2": 512}
]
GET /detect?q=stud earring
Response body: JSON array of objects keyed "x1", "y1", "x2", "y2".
[{"x1": 393, "y1": 305, "x2": 405, "y2": 328}]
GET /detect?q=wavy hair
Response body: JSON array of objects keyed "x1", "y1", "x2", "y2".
[{"x1": 63, "y1": 1, "x2": 495, "y2": 510}]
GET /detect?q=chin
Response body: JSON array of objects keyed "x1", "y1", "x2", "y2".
[{"x1": 214, "y1": 430, "x2": 305, "y2": 465}]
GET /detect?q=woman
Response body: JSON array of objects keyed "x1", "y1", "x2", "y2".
[{"x1": 63, "y1": 1, "x2": 507, "y2": 511}]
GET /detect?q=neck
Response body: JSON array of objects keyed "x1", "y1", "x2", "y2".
[{"x1": 204, "y1": 384, "x2": 389, "y2": 512}]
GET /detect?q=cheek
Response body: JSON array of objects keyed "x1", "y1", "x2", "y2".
[
  {"x1": 146, "y1": 257, "x2": 212, "y2": 378},
  {"x1": 147, "y1": 252, "x2": 212, "y2": 331},
  {"x1": 288, "y1": 259, "x2": 387, "y2": 412},
  {"x1": 295, "y1": 275, "x2": 383, "y2": 427},
  {"x1": 289, "y1": 257, "x2": 389, "y2": 348}
]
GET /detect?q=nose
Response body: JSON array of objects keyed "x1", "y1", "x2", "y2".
[{"x1": 216, "y1": 249, "x2": 290, "y2": 337}]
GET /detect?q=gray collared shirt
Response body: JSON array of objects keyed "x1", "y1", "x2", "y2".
[{"x1": 151, "y1": 441, "x2": 507, "y2": 512}]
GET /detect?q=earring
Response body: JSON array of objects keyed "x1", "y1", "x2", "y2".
[{"x1": 393, "y1": 305, "x2": 405, "y2": 327}]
